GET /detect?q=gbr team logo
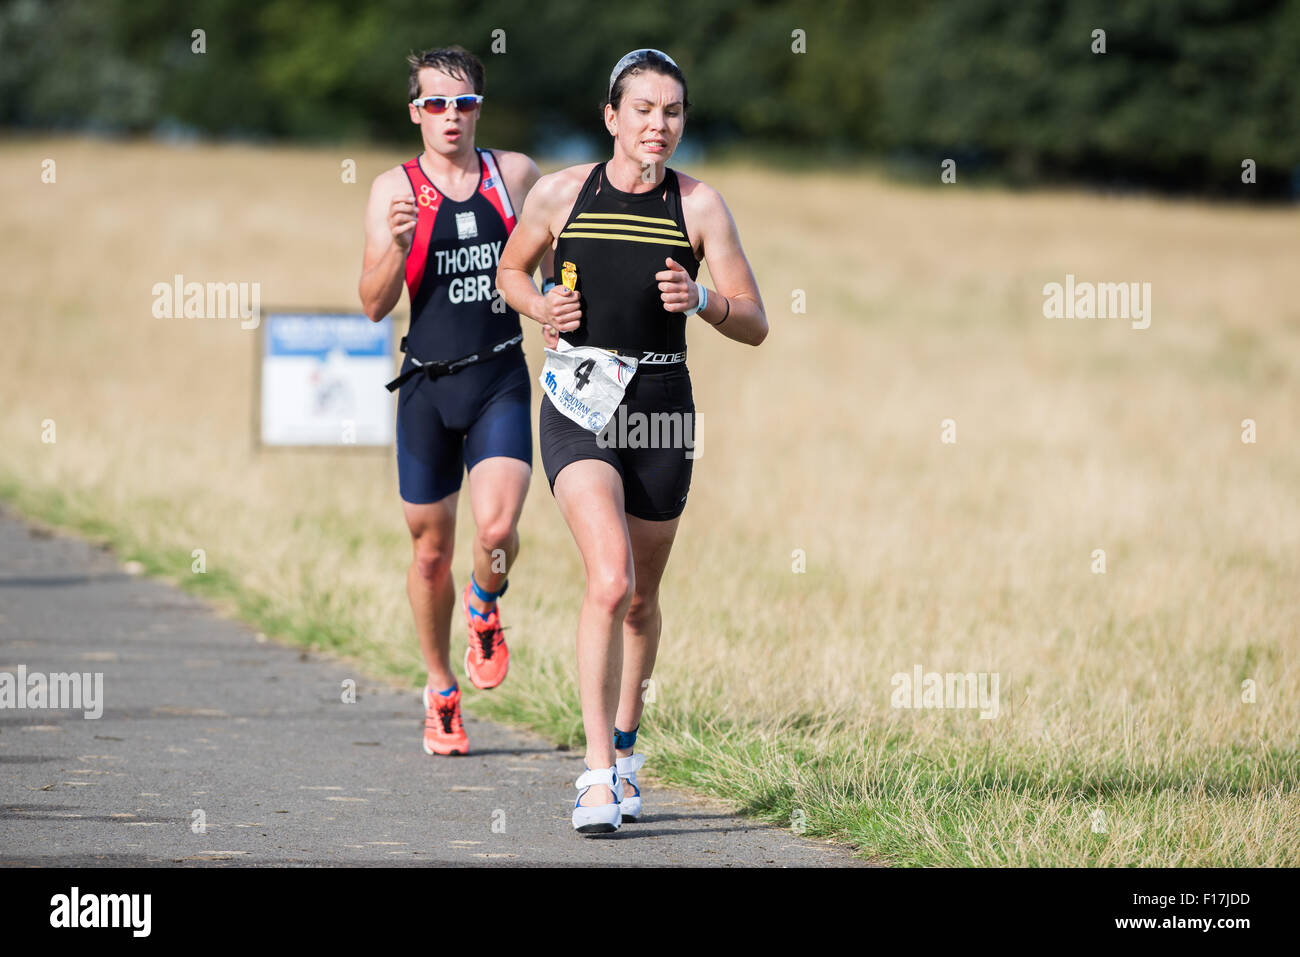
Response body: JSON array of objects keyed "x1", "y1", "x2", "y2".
[{"x1": 416, "y1": 183, "x2": 439, "y2": 207}]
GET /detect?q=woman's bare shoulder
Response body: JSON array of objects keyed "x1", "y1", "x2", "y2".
[
  {"x1": 524, "y1": 163, "x2": 599, "y2": 225},
  {"x1": 674, "y1": 169, "x2": 729, "y2": 225}
]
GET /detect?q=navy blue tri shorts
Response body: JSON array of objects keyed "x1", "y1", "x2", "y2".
[{"x1": 395, "y1": 347, "x2": 532, "y2": 505}]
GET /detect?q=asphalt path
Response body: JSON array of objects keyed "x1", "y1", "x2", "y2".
[{"x1": 0, "y1": 508, "x2": 866, "y2": 867}]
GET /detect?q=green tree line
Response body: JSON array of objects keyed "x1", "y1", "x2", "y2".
[{"x1": 2, "y1": 0, "x2": 1296, "y2": 195}]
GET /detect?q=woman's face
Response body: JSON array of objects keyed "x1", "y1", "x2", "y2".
[{"x1": 605, "y1": 70, "x2": 686, "y2": 166}]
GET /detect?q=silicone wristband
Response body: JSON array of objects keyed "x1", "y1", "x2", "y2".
[{"x1": 686, "y1": 281, "x2": 707, "y2": 317}]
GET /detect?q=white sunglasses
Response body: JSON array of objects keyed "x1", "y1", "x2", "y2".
[{"x1": 411, "y1": 94, "x2": 483, "y2": 115}]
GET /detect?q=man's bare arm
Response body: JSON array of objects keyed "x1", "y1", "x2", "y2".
[{"x1": 359, "y1": 168, "x2": 415, "y2": 322}]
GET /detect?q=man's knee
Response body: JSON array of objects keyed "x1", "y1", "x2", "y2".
[
  {"x1": 411, "y1": 537, "x2": 453, "y2": 585},
  {"x1": 475, "y1": 515, "x2": 517, "y2": 558}
]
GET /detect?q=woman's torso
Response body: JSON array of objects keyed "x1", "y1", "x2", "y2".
[{"x1": 551, "y1": 162, "x2": 700, "y2": 367}]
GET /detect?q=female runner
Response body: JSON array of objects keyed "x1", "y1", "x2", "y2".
[{"x1": 496, "y1": 49, "x2": 767, "y2": 833}]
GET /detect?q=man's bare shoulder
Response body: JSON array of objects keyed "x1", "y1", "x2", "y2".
[
  {"x1": 369, "y1": 163, "x2": 413, "y2": 199},
  {"x1": 488, "y1": 149, "x2": 541, "y2": 200},
  {"x1": 490, "y1": 149, "x2": 539, "y2": 176}
]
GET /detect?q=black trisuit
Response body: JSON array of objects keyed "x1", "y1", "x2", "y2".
[{"x1": 540, "y1": 162, "x2": 699, "y2": 521}]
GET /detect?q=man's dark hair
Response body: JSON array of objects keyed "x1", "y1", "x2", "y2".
[
  {"x1": 407, "y1": 45, "x2": 485, "y2": 101},
  {"x1": 607, "y1": 50, "x2": 690, "y2": 114}
]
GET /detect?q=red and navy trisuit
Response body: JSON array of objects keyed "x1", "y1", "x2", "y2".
[{"x1": 395, "y1": 148, "x2": 531, "y2": 504}]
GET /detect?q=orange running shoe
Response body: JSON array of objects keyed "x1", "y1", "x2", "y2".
[
  {"x1": 423, "y1": 685, "x2": 468, "y2": 756},
  {"x1": 463, "y1": 582, "x2": 509, "y2": 690}
]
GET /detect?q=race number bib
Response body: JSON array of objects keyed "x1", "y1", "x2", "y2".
[{"x1": 540, "y1": 339, "x2": 638, "y2": 433}]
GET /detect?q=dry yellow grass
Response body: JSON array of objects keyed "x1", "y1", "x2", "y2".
[{"x1": 2, "y1": 136, "x2": 1297, "y2": 864}]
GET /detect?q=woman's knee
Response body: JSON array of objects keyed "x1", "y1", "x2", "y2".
[
  {"x1": 625, "y1": 591, "x2": 660, "y2": 631},
  {"x1": 585, "y1": 565, "x2": 635, "y2": 618}
]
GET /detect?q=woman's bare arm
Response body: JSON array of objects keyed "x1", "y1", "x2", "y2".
[
  {"x1": 496, "y1": 170, "x2": 586, "y2": 340},
  {"x1": 658, "y1": 183, "x2": 767, "y2": 345}
]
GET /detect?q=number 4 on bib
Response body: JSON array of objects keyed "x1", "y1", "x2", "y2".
[{"x1": 539, "y1": 340, "x2": 639, "y2": 434}]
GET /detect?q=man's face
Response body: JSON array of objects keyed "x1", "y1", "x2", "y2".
[{"x1": 409, "y1": 68, "x2": 479, "y2": 155}]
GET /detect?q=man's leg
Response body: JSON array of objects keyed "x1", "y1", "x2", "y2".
[
  {"x1": 458, "y1": 456, "x2": 529, "y2": 690},
  {"x1": 403, "y1": 493, "x2": 459, "y2": 692},
  {"x1": 465, "y1": 456, "x2": 531, "y2": 615},
  {"x1": 458, "y1": 362, "x2": 533, "y2": 689}
]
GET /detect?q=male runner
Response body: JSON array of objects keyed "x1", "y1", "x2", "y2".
[{"x1": 359, "y1": 46, "x2": 549, "y2": 755}]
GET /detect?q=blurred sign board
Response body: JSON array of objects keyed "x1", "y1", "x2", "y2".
[{"x1": 257, "y1": 311, "x2": 396, "y2": 448}]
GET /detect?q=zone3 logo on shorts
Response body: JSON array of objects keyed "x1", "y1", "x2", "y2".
[{"x1": 640, "y1": 351, "x2": 686, "y2": 364}]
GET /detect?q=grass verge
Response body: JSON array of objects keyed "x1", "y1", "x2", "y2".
[{"x1": 3, "y1": 473, "x2": 1296, "y2": 866}]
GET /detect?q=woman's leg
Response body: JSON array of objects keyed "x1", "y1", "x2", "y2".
[
  {"x1": 553, "y1": 459, "x2": 635, "y2": 806},
  {"x1": 615, "y1": 514, "x2": 681, "y2": 753}
]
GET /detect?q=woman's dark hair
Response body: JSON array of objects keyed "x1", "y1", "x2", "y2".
[
  {"x1": 407, "y1": 45, "x2": 485, "y2": 101},
  {"x1": 606, "y1": 50, "x2": 690, "y2": 114}
]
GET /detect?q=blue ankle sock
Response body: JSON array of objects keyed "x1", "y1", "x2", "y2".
[
  {"x1": 468, "y1": 574, "x2": 508, "y2": 621},
  {"x1": 432, "y1": 683, "x2": 457, "y2": 697}
]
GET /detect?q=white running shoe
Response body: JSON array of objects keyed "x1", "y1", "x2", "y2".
[
  {"x1": 572, "y1": 766, "x2": 624, "y2": 834},
  {"x1": 616, "y1": 753, "x2": 646, "y2": 822}
]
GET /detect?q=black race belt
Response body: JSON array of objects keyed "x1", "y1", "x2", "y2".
[{"x1": 385, "y1": 332, "x2": 523, "y2": 392}]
